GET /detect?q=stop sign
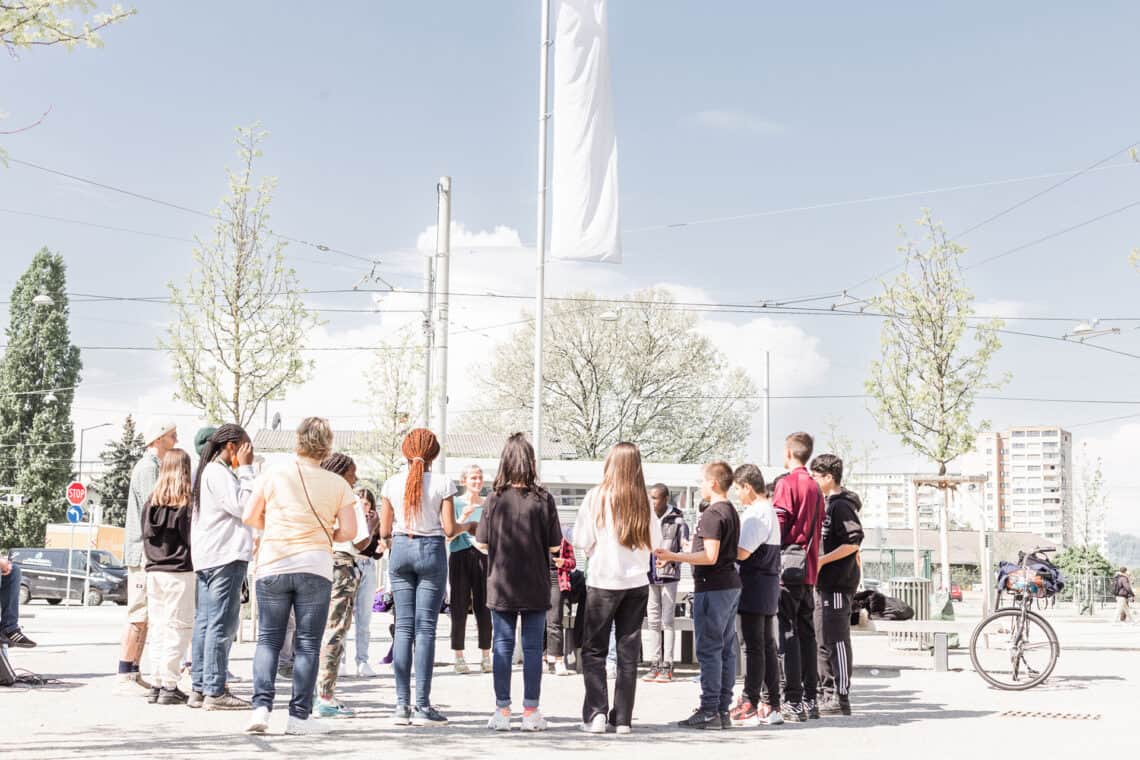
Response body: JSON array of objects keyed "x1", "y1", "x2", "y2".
[{"x1": 66, "y1": 481, "x2": 87, "y2": 507}]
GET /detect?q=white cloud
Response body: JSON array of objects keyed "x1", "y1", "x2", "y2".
[
  {"x1": 691, "y1": 110, "x2": 784, "y2": 135},
  {"x1": 973, "y1": 299, "x2": 1034, "y2": 319}
]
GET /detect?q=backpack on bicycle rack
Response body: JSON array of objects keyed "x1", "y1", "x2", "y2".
[{"x1": 997, "y1": 555, "x2": 1065, "y2": 598}]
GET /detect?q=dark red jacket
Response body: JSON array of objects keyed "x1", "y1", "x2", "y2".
[
  {"x1": 556, "y1": 538, "x2": 577, "y2": 592},
  {"x1": 773, "y1": 467, "x2": 825, "y2": 586}
]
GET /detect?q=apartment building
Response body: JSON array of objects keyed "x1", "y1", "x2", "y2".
[
  {"x1": 845, "y1": 472, "x2": 951, "y2": 531},
  {"x1": 968, "y1": 426, "x2": 1072, "y2": 546}
]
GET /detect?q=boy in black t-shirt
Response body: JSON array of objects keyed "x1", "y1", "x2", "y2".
[
  {"x1": 655, "y1": 461, "x2": 741, "y2": 730},
  {"x1": 809, "y1": 454, "x2": 864, "y2": 716}
]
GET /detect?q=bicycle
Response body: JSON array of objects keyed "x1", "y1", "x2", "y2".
[{"x1": 968, "y1": 546, "x2": 1061, "y2": 691}]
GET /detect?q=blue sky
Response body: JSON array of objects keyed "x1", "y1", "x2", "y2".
[{"x1": 3, "y1": 1, "x2": 1140, "y2": 531}]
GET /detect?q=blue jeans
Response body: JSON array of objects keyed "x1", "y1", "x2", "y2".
[
  {"x1": 389, "y1": 535, "x2": 447, "y2": 708},
  {"x1": 1, "y1": 564, "x2": 22, "y2": 634},
  {"x1": 490, "y1": 609, "x2": 545, "y2": 709},
  {"x1": 353, "y1": 558, "x2": 377, "y2": 665},
  {"x1": 252, "y1": 572, "x2": 332, "y2": 720},
  {"x1": 190, "y1": 560, "x2": 247, "y2": 697},
  {"x1": 693, "y1": 588, "x2": 741, "y2": 713}
]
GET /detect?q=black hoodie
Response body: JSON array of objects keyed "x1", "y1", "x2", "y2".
[
  {"x1": 142, "y1": 501, "x2": 193, "y2": 572},
  {"x1": 816, "y1": 488, "x2": 864, "y2": 594}
]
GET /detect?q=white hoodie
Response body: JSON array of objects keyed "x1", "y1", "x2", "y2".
[{"x1": 573, "y1": 486, "x2": 663, "y2": 591}]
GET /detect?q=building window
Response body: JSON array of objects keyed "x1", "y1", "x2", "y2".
[
  {"x1": 1012, "y1": 431, "x2": 1026, "y2": 438},
  {"x1": 1026, "y1": 431, "x2": 1041, "y2": 438}
]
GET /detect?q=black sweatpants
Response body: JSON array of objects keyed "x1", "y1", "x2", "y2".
[
  {"x1": 580, "y1": 585, "x2": 649, "y2": 727},
  {"x1": 739, "y1": 612, "x2": 781, "y2": 709},
  {"x1": 815, "y1": 589, "x2": 853, "y2": 701},
  {"x1": 778, "y1": 583, "x2": 818, "y2": 704},
  {"x1": 448, "y1": 546, "x2": 492, "y2": 651}
]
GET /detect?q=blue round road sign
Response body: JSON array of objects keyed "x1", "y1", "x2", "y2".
[{"x1": 66, "y1": 505, "x2": 84, "y2": 524}]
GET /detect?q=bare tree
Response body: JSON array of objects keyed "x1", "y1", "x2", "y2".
[
  {"x1": 364, "y1": 326, "x2": 423, "y2": 481},
  {"x1": 473, "y1": 288, "x2": 757, "y2": 463},
  {"x1": 164, "y1": 125, "x2": 318, "y2": 428},
  {"x1": 1073, "y1": 443, "x2": 1107, "y2": 550},
  {"x1": 821, "y1": 415, "x2": 878, "y2": 487}
]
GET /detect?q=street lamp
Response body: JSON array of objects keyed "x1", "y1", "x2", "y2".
[
  {"x1": 78, "y1": 422, "x2": 113, "y2": 483},
  {"x1": 1063, "y1": 319, "x2": 1121, "y2": 342}
]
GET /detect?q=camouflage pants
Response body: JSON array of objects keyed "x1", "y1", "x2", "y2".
[{"x1": 318, "y1": 554, "x2": 361, "y2": 699}]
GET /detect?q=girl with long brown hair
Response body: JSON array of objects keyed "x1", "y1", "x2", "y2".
[
  {"x1": 379, "y1": 428, "x2": 469, "y2": 727},
  {"x1": 141, "y1": 448, "x2": 195, "y2": 706},
  {"x1": 572, "y1": 441, "x2": 662, "y2": 735}
]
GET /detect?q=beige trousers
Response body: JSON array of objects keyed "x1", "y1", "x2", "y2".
[{"x1": 146, "y1": 571, "x2": 195, "y2": 689}]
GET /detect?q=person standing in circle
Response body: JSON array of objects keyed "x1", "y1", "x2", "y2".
[
  {"x1": 448, "y1": 464, "x2": 493, "y2": 675},
  {"x1": 141, "y1": 449, "x2": 196, "y2": 706},
  {"x1": 314, "y1": 453, "x2": 368, "y2": 718},
  {"x1": 242, "y1": 417, "x2": 358, "y2": 736},
  {"x1": 379, "y1": 428, "x2": 469, "y2": 727},
  {"x1": 573, "y1": 442, "x2": 662, "y2": 735},
  {"x1": 350, "y1": 487, "x2": 383, "y2": 677},
  {"x1": 189, "y1": 423, "x2": 256, "y2": 711},
  {"x1": 477, "y1": 433, "x2": 563, "y2": 733}
]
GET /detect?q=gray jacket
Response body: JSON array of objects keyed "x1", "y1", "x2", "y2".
[{"x1": 124, "y1": 450, "x2": 160, "y2": 568}]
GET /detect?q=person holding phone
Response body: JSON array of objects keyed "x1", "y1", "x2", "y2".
[
  {"x1": 448, "y1": 465, "x2": 493, "y2": 674},
  {"x1": 189, "y1": 424, "x2": 256, "y2": 711}
]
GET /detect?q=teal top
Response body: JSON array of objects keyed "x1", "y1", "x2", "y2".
[{"x1": 449, "y1": 495, "x2": 484, "y2": 553}]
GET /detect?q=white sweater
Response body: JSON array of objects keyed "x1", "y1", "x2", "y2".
[{"x1": 573, "y1": 487, "x2": 663, "y2": 591}]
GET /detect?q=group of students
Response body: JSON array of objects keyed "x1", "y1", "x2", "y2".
[{"x1": 115, "y1": 415, "x2": 864, "y2": 735}]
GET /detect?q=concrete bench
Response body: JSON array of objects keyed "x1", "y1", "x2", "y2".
[{"x1": 852, "y1": 618, "x2": 975, "y2": 672}]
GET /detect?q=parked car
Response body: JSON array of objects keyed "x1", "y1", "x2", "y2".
[
  {"x1": 949, "y1": 583, "x2": 963, "y2": 602},
  {"x1": 9, "y1": 548, "x2": 128, "y2": 606}
]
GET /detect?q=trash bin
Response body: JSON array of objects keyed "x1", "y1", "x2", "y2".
[{"x1": 887, "y1": 577, "x2": 932, "y2": 650}]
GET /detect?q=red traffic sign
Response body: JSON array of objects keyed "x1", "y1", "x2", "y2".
[{"x1": 66, "y1": 481, "x2": 87, "y2": 507}]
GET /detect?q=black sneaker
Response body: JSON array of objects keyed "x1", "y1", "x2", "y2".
[
  {"x1": 719, "y1": 712, "x2": 732, "y2": 729},
  {"x1": 158, "y1": 687, "x2": 189, "y2": 705},
  {"x1": 1, "y1": 629, "x2": 36, "y2": 648},
  {"x1": 819, "y1": 696, "x2": 852, "y2": 716},
  {"x1": 805, "y1": 699, "x2": 821, "y2": 720},
  {"x1": 678, "y1": 708, "x2": 723, "y2": 730},
  {"x1": 780, "y1": 701, "x2": 807, "y2": 723},
  {"x1": 146, "y1": 687, "x2": 161, "y2": 704}
]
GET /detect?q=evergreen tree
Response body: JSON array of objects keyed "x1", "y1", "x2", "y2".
[
  {"x1": 0, "y1": 249, "x2": 82, "y2": 549},
  {"x1": 91, "y1": 415, "x2": 145, "y2": 527}
]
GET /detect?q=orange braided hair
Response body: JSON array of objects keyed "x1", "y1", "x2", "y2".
[{"x1": 401, "y1": 428, "x2": 440, "y2": 527}]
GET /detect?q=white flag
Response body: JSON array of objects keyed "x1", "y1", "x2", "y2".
[{"x1": 550, "y1": 0, "x2": 622, "y2": 263}]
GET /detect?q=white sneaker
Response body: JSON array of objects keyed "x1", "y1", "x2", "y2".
[
  {"x1": 521, "y1": 710, "x2": 548, "y2": 732},
  {"x1": 245, "y1": 706, "x2": 270, "y2": 734},
  {"x1": 113, "y1": 674, "x2": 151, "y2": 696},
  {"x1": 356, "y1": 662, "x2": 376, "y2": 678},
  {"x1": 487, "y1": 709, "x2": 512, "y2": 731},
  {"x1": 454, "y1": 657, "x2": 470, "y2": 675},
  {"x1": 581, "y1": 714, "x2": 608, "y2": 734},
  {"x1": 338, "y1": 661, "x2": 348, "y2": 678},
  {"x1": 615, "y1": 725, "x2": 632, "y2": 735},
  {"x1": 481, "y1": 654, "x2": 493, "y2": 673},
  {"x1": 554, "y1": 660, "x2": 569, "y2": 677},
  {"x1": 285, "y1": 716, "x2": 335, "y2": 735}
]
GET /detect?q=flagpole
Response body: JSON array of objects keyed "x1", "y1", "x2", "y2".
[{"x1": 533, "y1": 0, "x2": 552, "y2": 476}]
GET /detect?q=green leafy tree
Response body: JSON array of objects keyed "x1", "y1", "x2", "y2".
[
  {"x1": 90, "y1": 414, "x2": 144, "y2": 527},
  {"x1": 1106, "y1": 532, "x2": 1140, "y2": 568},
  {"x1": 1, "y1": 2, "x2": 134, "y2": 160},
  {"x1": 866, "y1": 211, "x2": 1007, "y2": 589},
  {"x1": 164, "y1": 125, "x2": 319, "y2": 428},
  {"x1": 0, "y1": 249, "x2": 82, "y2": 548},
  {"x1": 474, "y1": 288, "x2": 758, "y2": 463},
  {"x1": 1055, "y1": 545, "x2": 1112, "y2": 580}
]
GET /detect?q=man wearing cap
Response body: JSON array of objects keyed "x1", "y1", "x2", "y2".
[{"x1": 115, "y1": 419, "x2": 178, "y2": 694}]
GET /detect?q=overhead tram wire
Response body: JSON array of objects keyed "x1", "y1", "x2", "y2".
[
  {"x1": 5, "y1": 156, "x2": 394, "y2": 270},
  {"x1": 838, "y1": 141, "x2": 1140, "y2": 294}
]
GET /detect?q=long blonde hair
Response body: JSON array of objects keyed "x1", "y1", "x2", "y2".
[
  {"x1": 597, "y1": 442, "x2": 652, "y2": 551},
  {"x1": 151, "y1": 449, "x2": 192, "y2": 508}
]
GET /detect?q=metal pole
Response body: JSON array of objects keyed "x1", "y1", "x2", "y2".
[
  {"x1": 940, "y1": 486, "x2": 952, "y2": 590},
  {"x1": 66, "y1": 521, "x2": 75, "y2": 605},
  {"x1": 910, "y1": 479, "x2": 920, "y2": 576},
  {"x1": 532, "y1": 0, "x2": 552, "y2": 477},
  {"x1": 763, "y1": 350, "x2": 771, "y2": 466},
  {"x1": 433, "y1": 177, "x2": 452, "y2": 471},
  {"x1": 421, "y1": 252, "x2": 435, "y2": 429}
]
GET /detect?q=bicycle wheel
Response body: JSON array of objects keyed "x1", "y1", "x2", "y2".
[{"x1": 969, "y1": 608, "x2": 1059, "y2": 690}]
